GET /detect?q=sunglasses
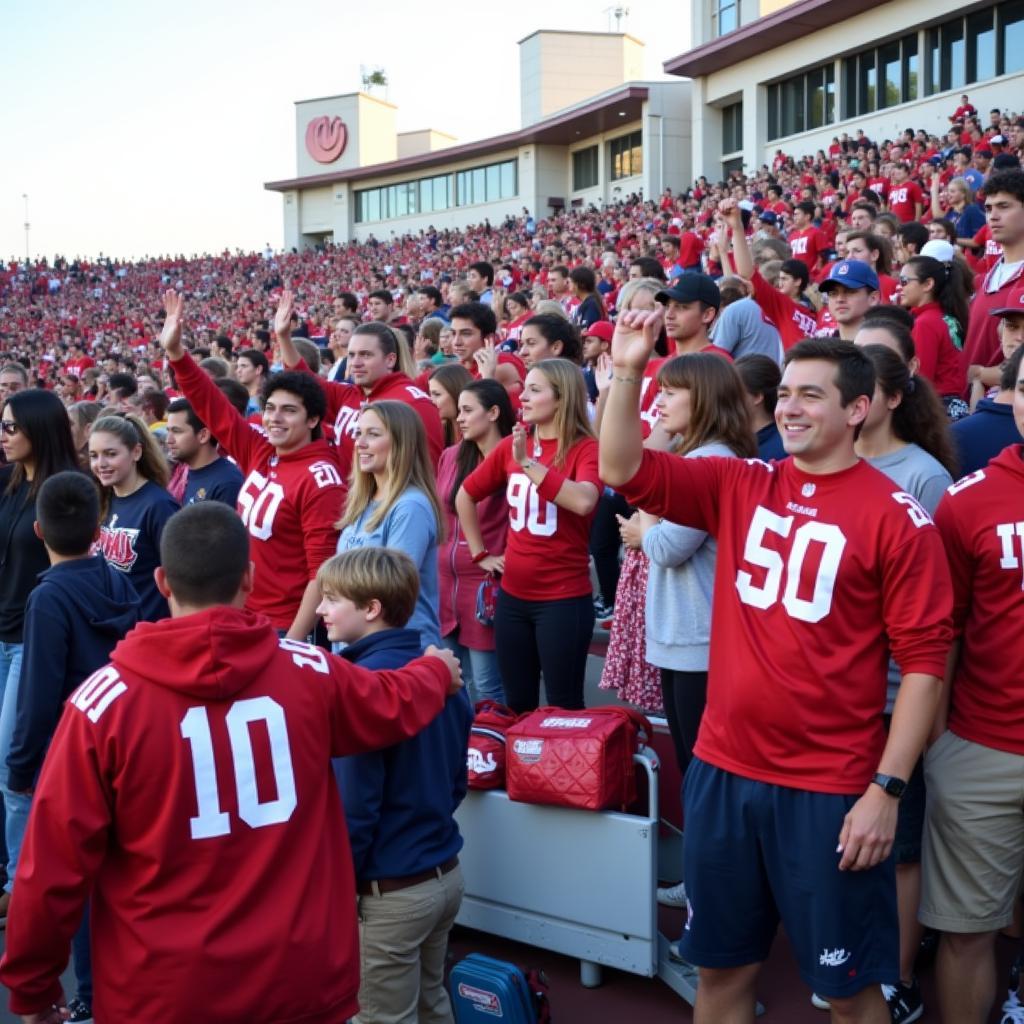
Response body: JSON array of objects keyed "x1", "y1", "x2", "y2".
[
  {"x1": 0, "y1": 421, "x2": 20, "y2": 436},
  {"x1": 898, "y1": 277, "x2": 920, "y2": 285}
]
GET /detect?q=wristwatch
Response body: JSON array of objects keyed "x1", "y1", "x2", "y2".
[{"x1": 871, "y1": 772, "x2": 907, "y2": 799}]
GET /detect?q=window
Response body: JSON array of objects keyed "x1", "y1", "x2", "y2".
[
  {"x1": 925, "y1": 1, "x2": 1021, "y2": 94},
  {"x1": 455, "y1": 159, "x2": 517, "y2": 206},
  {"x1": 356, "y1": 171, "x2": 456, "y2": 223},
  {"x1": 609, "y1": 131, "x2": 642, "y2": 180},
  {"x1": 722, "y1": 102, "x2": 743, "y2": 154},
  {"x1": 842, "y1": 35, "x2": 917, "y2": 118},
  {"x1": 572, "y1": 146, "x2": 599, "y2": 190},
  {"x1": 766, "y1": 64, "x2": 835, "y2": 141},
  {"x1": 715, "y1": 0, "x2": 738, "y2": 36}
]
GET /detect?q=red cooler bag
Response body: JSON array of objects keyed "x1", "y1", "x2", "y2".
[
  {"x1": 506, "y1": 706, "x2": 652, "y2": 811},
  {"x1": 467, "y1": 701, "x2": 519, "y2": 790}
]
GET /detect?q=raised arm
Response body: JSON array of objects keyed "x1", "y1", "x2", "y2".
[
  {"x1": 719, "y1": 199, "x2": 753, "y2": 281},
  {"x1": 511, "y1": 423, "x2": 599, "y2": 516}
]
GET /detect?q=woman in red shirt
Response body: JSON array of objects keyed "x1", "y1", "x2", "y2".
[
  {"x1": 437, "y1": 379, "x2": 514, "y2": 703},
  {"x1": 898, "y1": 255, "x2": 969, "y2": 413},
  {"x1": 456, "y1": 359, "x2": 600, "y2": 712}
]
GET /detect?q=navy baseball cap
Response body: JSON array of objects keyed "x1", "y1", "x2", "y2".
[
  {"x1": 758, "y1": 210, "x2": 779, "y2": 225},
  {"x1": 656, "y1": 274, "x2": 721, "y2": 309},
  {"x1": 818, "y1": 260, "x2": 879, "y2": 293}
]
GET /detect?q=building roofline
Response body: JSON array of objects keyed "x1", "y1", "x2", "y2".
[
  {"x1": 516, "y1": 28, "x2": 645, "y2": 46},
  {"x1": 663, "y1": 0, "x2": 892, "y2": 78},
  {"x1": 265, "y1": 85, "x2": 649, "y2": 192},
  {"x1": 296, "y1": 91, "x2": 397, "y2": 110}
]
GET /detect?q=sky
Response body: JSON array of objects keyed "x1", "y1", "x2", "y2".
[{"x1": 0, "y1": 0, "x2": 687, "y2": 262}]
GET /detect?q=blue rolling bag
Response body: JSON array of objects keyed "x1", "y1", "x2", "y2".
[{"x1": 449, "y1": 953, "x2": 550, "y2": 1022}]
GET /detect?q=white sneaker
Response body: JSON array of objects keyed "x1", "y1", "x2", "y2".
[
  {"x1": 810, "y1": 992, "x2": 831, "y2": 1011},
  {"x1": 1002, "y1": 990, "x2": 1024, "y2": 1024},
  {"x1": 656, "y1": 881, "x2": 687, "y2": 908}
]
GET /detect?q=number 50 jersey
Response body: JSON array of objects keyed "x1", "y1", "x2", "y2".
[
  {"x1": 619, "y1": 452, "x2": 953, "y2": 793},
  {"x1": 0, "y1": 607, "x2": 454, "y2": 1024}
]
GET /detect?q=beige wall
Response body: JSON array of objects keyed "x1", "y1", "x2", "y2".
[
  {"x1": 397, "y1": 129, "x2": 458, "y2": 159},
  {"x1": 520, "y1": 31, "x2": 645, "y2": 126},
  {"x1": 294, "y1": 93, "x2": 397, "y2": 180}
]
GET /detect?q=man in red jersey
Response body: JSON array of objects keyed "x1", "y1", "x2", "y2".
[
  {"x1": 158, "y1": 291, "x2": 345, "y2": 640},
  {"x1": 274, "y1": 291, "x2": 443, "y2": 477},
  {"x1": 0, "y1": 502, "x2": 462, "y2": 1024},
  {"x1": 787, "y1": 201, "x2": 830, "y2": 276},
  {"x1": 887, "y1": 164, "x2": 924, "y2": 224},
  {"x1": 921, "y1": 359, "x2": 1024, "y2": 1024},
  {"x1": 963, "y1": 170, "x2": 1024, "y2": 376},
  {"x1": 600, "y1": 313, "x2": 952, "y2": 1024}
]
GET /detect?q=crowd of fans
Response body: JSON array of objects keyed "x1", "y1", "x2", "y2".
[{"x1": 0, "y1": 92, "x2": 1024, "y2": 1024}]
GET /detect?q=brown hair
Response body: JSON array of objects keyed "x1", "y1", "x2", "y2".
[{"x1": 316, "y1": 546, "x2": 419, "y2": 629}]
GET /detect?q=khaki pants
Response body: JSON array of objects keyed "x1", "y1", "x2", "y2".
[{"x1": 355, "y1": 863, "x2": 464, "y2": 1024}]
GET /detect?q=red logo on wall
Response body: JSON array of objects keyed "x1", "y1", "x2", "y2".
[{"x1": 305, "y1": 116, "x2": 348, "y2": 164}]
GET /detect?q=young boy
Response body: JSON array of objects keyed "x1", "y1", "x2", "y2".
[
  {"x1": 317, "y1": 547, "x2": 473, "y2": 1024},
  {"x1": 5, "y1": 470, "x2": 142, "y2": 1023}
]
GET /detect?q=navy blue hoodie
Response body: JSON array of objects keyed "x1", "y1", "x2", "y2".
[
  {"x1": 951, "y1": 398, "x2": 1022, "y2": 476},
  {"x1": 334, "y1": 628, "x2": 472, "y2": 881},
  {"x1": 7, "y1": 555, "x2": 141, "y2": 791}
]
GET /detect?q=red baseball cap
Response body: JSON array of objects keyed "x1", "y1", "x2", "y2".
[
  {"x1": 584, "y1": 321, "x2": 614, "y2": 343},
  {"x1": 989, "y1": 283, "x2": 1024, "y2": 317}
]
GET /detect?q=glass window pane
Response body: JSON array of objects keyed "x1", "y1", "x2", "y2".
[
  {"x1": 782, "y1": 76, "x2": 804, "y2": 135},
  {"x1": 968, "y1": 10, "x2": 995, "y2": 82},
  {"x1": 419, "y1": 180, "x2": 432, "y2": 213},
  {"x1": 1004, "y1": 0, "x2": 1024, "y2": 74},
  {"x1": 456, "y1": 171, "x2": 468, "y2": 206},
  {"x1": 719, "y1": 0, "x2": 737, "y2": 34},
  {"x1": 843, "y1": 59, "x2": 857, "y2": 119},
  {"x1": 630, "y1": 136, "x2": 642, "y2": 176},
  {"x1": 368, "y1": 191, "x2": 380, "y2": 222},
  {"x1": 767, "y1": 84, "x2": 779, "y2": 141},
  {"x1": 501, "y1": 161, "x2": 516, "y2": 197},
  {"x1": 942, "y1": 20, "x2": 966, "y2": 91},
  {"x1": 472, "y1": 168, "x2": 486, "y2": 203},
  {"x1": 926, "y1": 28, "x2": 940, "y2": 94},
  {"x1": 880, "y1": 42, "x2": 901, "y2": 108},
  {"x1": 825, "y1": 63, "x2": 836, "y2": 122},
  {"x1": 858, "y1": 52, "x2": 877, "y2": 114},
  {"x1": 903, "y1": 35, "x2": 918, "y2": 102},
  {"x1": 808, "y1": 69, "x2": 824, "y2": 129},
  {"x1": 486, "y1": 164, "x2": 500, "y2": 201}
]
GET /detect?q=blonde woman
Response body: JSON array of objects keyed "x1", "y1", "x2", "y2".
[
  {"x1": 337, "y1": 400, "x2": 445, "y2": 648},
  {"x1": 456, "y1": 358, "x2": 600, "y2": 712}
]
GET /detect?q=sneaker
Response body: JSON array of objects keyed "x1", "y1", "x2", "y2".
[
  {"x1": 593, "y1": 598, "x2": 614, "y2": 619},
  {"x1": 66, "y1": 997, "x2": 93, "y2": 1024},
  {"x1": 1002, "y1": 990, "x2": 1024, "y2": 1024},
  {"x1": 668, "y1": 940, "x2": 687, "y2": 964},
  {"x1": 882, "y1": 979, "x2": 923, "y2": 1024},
  {"x1": 656, "y1": 881, "x2": 687, "y2": 908},
  {"x1": 810, "y1": 993, "x2": 831, "y2": 1011}
]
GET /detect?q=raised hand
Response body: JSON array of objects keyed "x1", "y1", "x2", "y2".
[
  {"x1": 611, "y1": 305, "x2": 664, "y2": 373},
  {"x1": 159, "y1": 289, "x2": 185, "y2": 359},
  {"x1": 595, "y1": 351, "x2": 613, "y2": 396},
  {"x1": 273, "y1": 290, "x2": 294, "y2": 339},
  {"x1": 473, "y1": 339, "x2": 498, "y2": 380},
  {"x1": 511, "y1": 421, "x2": 529, "y2": 465}
]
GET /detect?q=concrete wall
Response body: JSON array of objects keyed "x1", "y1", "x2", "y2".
[
  {"x1": 690, "y1": 0, "x2": 1024, "y2": 180},
  {"x1": 520, "y1": 31, "x2": 646, "y2": 126},
  {"x1": 397, "y1": 129, "x2": 458, "y2": 159},
  {"x1": 294, "y1": 92, "x2": 397, "y2": 181}
]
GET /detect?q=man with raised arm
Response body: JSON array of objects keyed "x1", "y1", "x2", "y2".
[
  {"x1": 273, "y1": 291, "x2": 442, "y2": 477},
  {"x1": 599, "y1": 309, "x2": 952, "y2": 1024},
  {"x1": 157, "y1": 290, "x2": 345, "y2": 641},
  {"x1": 0, "y1": 502, "x2": 463, "y2": 1024}
]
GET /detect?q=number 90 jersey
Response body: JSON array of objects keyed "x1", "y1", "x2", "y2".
[
  {"x1": 463, "y1": 434, "x2": 601, "y2": 601},
  {"x1": 619, "y1": 451, "x2": 953, "y2": 793}
]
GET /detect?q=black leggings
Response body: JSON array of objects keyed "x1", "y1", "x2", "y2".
[
  {"x1": 660, "y1": 668, "x2": 709, "y2": 775},
  {"x1": 589, "y1": 490, "x2": 630, "y2": 605},
  {"x1": 495, "y1": 590, "x2": 595, "y2": 713}
]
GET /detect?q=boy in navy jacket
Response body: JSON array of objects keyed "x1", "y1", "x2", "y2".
[
  {"x1": 7, "y1": 470, "x2": 141, "y2": 1023},
  {"x1": 317, "y1": 546, "x2": 472, "y2": 1024}
]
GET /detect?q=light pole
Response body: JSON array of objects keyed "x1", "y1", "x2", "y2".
[{"x1": 22, "y1": 193, "x2": 29, "y2": 266}]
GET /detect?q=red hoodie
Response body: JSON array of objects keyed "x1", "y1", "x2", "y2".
[{"x1": 0, "y1": 607, "x2": 452, "y2": 1023}]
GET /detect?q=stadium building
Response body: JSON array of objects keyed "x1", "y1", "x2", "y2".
[
  {"x1": 672, "y1": 0, "x2": 1024, "y2": 179},
  {"x1": 265, "y1": 31, "x2": 691, "y2": 249}
]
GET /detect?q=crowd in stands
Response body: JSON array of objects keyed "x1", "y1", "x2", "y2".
[{"x1": 1, "y1": 93, "x2": 1024, "y2": 1023}]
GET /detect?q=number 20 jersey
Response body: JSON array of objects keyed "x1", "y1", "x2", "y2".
[{"x1": 619, "y1": 452, "x2": 953, "y2": 793}]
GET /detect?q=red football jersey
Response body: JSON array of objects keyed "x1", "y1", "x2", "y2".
[
  {"x1": 964, "y1": 260, "x2": 1024, "y2": 374},
  {"x1": 171, "y1": 351, "x2": 345, "y2": 629},
  {"x1": 887, "y1": 181, "x2": 924, "y2": 222},
  {"x1": 619, "y1": 452, "x2": 952, "y2": 792},
  {"x1": 0, "y1": 608, "x2": 453, "y2": 1023},
  {"x1": 787, "y1": 227, "x2": 829, "y2": 272},
  {"x1": 750, "y1": 270, "x2": 819, "y2": 349},
  {"x1": 909, "y1": 302, "x2": 965, "y2": 395},
  {"x1": 934, "y1": 446, "x2": 1024, "y2": 754},
  {"x1": 463, "y1": 434, "x2": 601, "y2": 600}
]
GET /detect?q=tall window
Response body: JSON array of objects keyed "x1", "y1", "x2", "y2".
[
  {"x1": 842, "y1": 35, "x2": 917, "y2": 118},
  {"x1": 455, "y1": 159, "x2": 518, "y2": 207},
  {"x1": 716, "y1": 0, "x2": 738, "y2": 36},
  {"x1": 925, "y1": 0, "x2": 1021, "y2": 94},
  {"x1": 572, "y1": 146, "x2": 599, "y2": 191},
  {"x1": 766, "y1": 64, "x2": 835, "y2": 141},
  {"x1": 609, "y1": 132, "x2": 642, "y2": 180},
  {"x1": 722, "y1": 102, "x2": 743, "y2": 154}
]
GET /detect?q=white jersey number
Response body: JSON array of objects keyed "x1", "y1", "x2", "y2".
[
  {"x1": 238, "y1": 470, "x2": 285, "y2": 541},
  {"x1": 735, "y1": 506, "x2": 846, "y2": 623},
  {"x1": 507, "y1": 474, "x2": 557, "y2": 536},
  {"x1": 180, "y1": 697, "x2": 298, "y2": 840}
]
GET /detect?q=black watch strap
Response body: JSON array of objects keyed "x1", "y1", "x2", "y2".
[{"x1": 872, "y1": 772, "x2": 907, "y2": 799}]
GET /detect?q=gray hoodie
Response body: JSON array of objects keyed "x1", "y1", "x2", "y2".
[{"x1": 642, "y1": 442, "x2": 736, "y2": 670}]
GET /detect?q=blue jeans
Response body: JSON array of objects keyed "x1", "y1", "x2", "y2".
[
  {"x1": 73, "y1": 902, "x2": 93, "y2": 1003},
  {"x1": 441, "y1": 637, "x2": 504, "y2": 705},
  {"x1": 0, "y1": 641, "x2": 26, "y2": 892}
]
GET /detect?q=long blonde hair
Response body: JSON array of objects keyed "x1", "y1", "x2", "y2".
[
  {"x1": 90, "y1": 412, "x2": 170, "y2": 519},
  {"x1": 531, "y1": 358, "x2": 595, "y2": 466},
  {"x1": 337, "y1": 400, "x2": 445, "y2": 539}
]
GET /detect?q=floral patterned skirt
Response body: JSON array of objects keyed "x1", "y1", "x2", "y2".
[{"x1": 598, "y1": 547, "x2": 663, "y2": 714}]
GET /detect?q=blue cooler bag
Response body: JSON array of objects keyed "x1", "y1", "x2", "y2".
[{"x1": 449, "y1": 953, "x2": 549, "y2": 1022}]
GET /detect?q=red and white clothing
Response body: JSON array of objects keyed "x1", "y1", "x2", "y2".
[
  {"x1": 969, "y1": 224, "x2": 1003, "y2": 275},
  {"x1": 462, "y1": 434, "x2": 601, "y2": 601},
  {"x1": 934, "y1": 446, "x2": 1024, "y2": 754},
  {"x1": 887, "y1": 181, "x2": 924, "y2": 223},
  {"x1": 908, "y1": 302, "x2": 964, "y2": 395},
  {"x1": 618, "y1": 452, "x2": 952, "y2": 792},
  {"x1": 749, "y1": 270, "x2": 819, "y2": 349},
  {"x1": 787, "y1": 226, "x2": 829, "y2": 272},
  {"x1": 0, "y1": 607, "x2": 453, "y2": 1023},
  {"x1": 64, "y1": 355, "x2": 95, "y2": 377},
  {"x1": 172, "y1": 351, "x2": 345, "y2": 630},
  {"x1": 963, "y1": 258, "x2": 1024, "y2": 375}
]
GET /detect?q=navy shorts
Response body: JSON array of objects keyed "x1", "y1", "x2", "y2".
[{"x1": 679, "y1": 759, "x2": 898, "y2": 999}]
